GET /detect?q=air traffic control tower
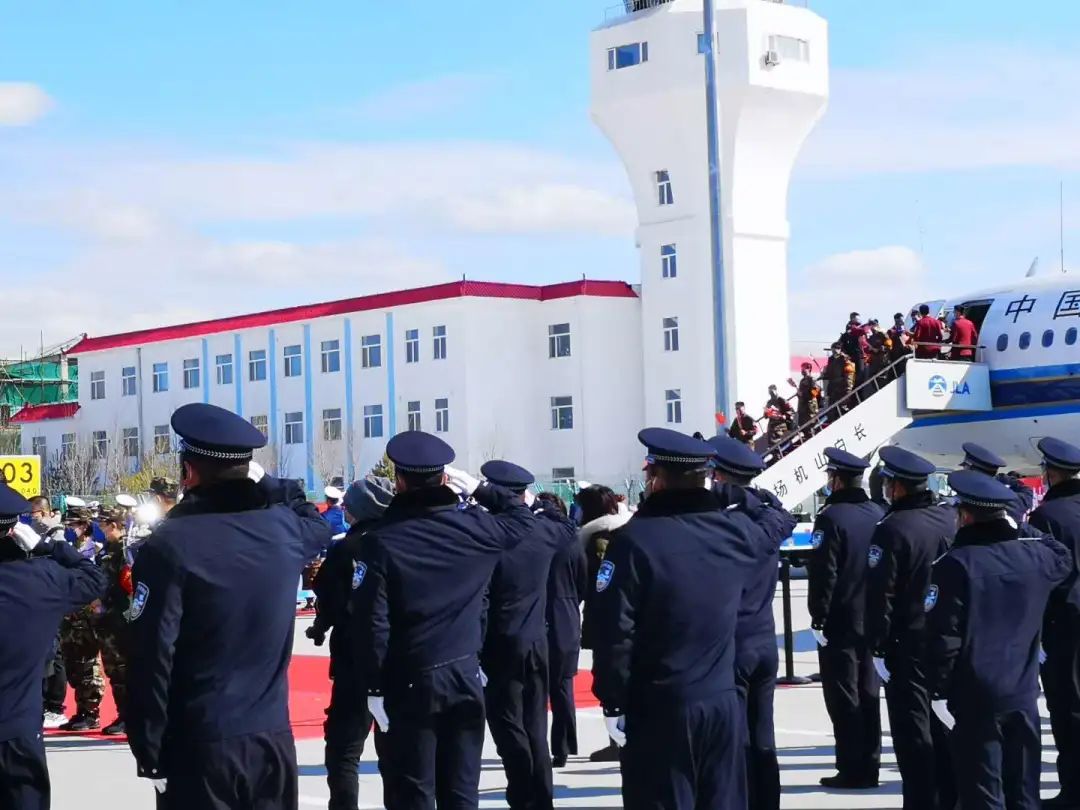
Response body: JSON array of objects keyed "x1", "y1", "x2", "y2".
[{"x1": 591, "y1": 0, "x2": 828, "y2": 431}]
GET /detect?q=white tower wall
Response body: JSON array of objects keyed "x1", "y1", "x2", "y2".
[{"x1": 591, "y1": 0, "x2": 828, "y2": 430}]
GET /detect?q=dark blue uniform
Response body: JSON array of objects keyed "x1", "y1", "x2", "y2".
[
  {"x1": 0, "y1": 535, "x2": 106, "y2": 810},
  {"x1": 545, "y1": 508, "x2": 587, "y2": 766},
  {"x1": 323, "y1": 504, "x2": 348, "y2": 537},
  {"x1": 999, "y1": 474, "x2": 1035, "y2": 526},
  {"x1": 127, "y1": 474, "x2": 330, "y2": 809},
  {"x1": 927, "y1": 513, "x2": 1070, "y2": 810},
  {"x1": 959, "y1": 443, "x2": 1035, "y2": 527},
  {"x1": 591, "y1": 487, "x2": 766, "y2": 810},
  {"x1": 350, "y1": 482, "x2": 533, "y2": 810},
  {"x1": 808, "y1": 487, "x2": 885, "y2": 785},
  {"x1": 866, "y1": 489, "x2": 957, "y2": 810}
]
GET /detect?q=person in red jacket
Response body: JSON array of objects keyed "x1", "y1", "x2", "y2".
[
  {"x1": 912, "y1": 304, "x2": 944, "y2": 359},
  {"x1": 948, "y1": 305, "x2": 979, "y2": 361}
]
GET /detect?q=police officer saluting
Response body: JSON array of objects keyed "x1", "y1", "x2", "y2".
[
  {"x1": 349, "y1": 432, "x2": 534, "y2": 810},
  {"x1": 591, "y1": 429, "x2": 766, "y2": 810},
  {"x1": 0, "y1": 484, "x2": 106, "y2": 809},
  {"x1": 808, "y1": 447, "x2": 885, "y2": 790},
  {"x1": 1029, "y1": 437, "x2": 1080, "y2": 809},
  {"x1": 480, "y1": 460, "x2": 575, "y2": 810},
  {"x1": 865, "y1": 446, "x2": 957, "y2": 810},
  {"x1": 925, "y1": 470, "x2": 1070, "y2": 810},
  {"x1": 959, "y1": 442, "x2": 1035, "y2": 526},
  {"x1": 126, "y1": 403, "x2": 332, "y2": 808}
]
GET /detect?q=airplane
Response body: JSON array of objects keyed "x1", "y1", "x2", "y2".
[{"x1": 894, "y1": 272, "x2": 1080, "y2": 473}]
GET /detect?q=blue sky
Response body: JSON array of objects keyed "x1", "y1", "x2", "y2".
[{"x1": 2, "y1": 0, "x2": 1079, "y2": 356}]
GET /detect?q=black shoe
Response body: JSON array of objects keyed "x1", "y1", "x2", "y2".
[
  {"x1": 552, "y1": 756, "x2": 567, "y2": 768},
  {"x1": 588, "y1": 743, "x2": 621, "y2": 763},
  {"x1": 819, "y1": 774, "x2": 879, "y2": 790},
  {"x1": 60, "y1": 716, "x2": 100, "y2": 733},
  {"x1": 101, "y1": 719, "x2": 126, "y2": 736}
]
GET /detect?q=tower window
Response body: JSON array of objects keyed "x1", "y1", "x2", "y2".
[
  {"x1": 665, "y1": 389, "x2": 683, "y2": 425},
  {"x1": 663, "y1": 317, "x2": 680, "y2": 352},
  {"x1": 767, "y1": 34, "x2": 810, "y2": 62},
  {"x1": 661, "y1": 244, "x2": 677, "y2": 278},
  {"x1": 607, "y1": 41, "x2": 649, "y2": 71},
  {"x1": 656, "y1": 170, "x2": 673, "y2": 206}
]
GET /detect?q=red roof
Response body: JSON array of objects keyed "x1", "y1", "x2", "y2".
[
  {"x1": 69, "y1": 279, "x2": 638, "y2": 354},
  {"x1": 10, "y1": 402, "x2": 81, "y2": 423}
]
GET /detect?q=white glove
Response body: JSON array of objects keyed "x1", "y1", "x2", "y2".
[
  {"x1": 152, "y1": 779, "x2": 167, "y2": 794},
  {"x1": 444, "y1": 466, "x2": 481, "y2": 497},
  {"x1": 523, "y1": 490, "x2": 536, "y2": 507},
  {"x1": 811, "y1": 628, "x2": 828, "y2": 648},
  {"x1": 479, "y1": 667, "x2": 489, "y2": 688},
  {"x1": 931, "y1": 699, "x2": 955, "y2": 731},
  {"x1": 368, "y1": 696, "x2": 390, "y2": 733},
  {"x1": 605, "y1": 715, "x2": 627, "y2": 748},
  {"x1": 248, "y1": 460, "x2": 266, "y2": 483},
  {"x1": 11, "y1": 522, "x2": 41, "y2": 553},
  {"x1": 873, "y1": 657, "x2": 891, "y2": 684},
  {"x1": 1040, "y1": 646, "x2": 1048, "y2": 665}
]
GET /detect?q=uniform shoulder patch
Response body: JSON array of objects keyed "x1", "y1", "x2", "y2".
[
  {"x1": 351, "y1": 561, "x2": 368, "y2": 590},
  {"x1": 867, "y1": 545, "x2": 883, "y2": 569},
  {"x1": 924, "y1": 584, "x2": 939, "y2": 613},
  {"x1": 811, "y1": 530, "x2": 825, "y2": 549},
  {"x1": 129, "y1": 582, "x2": 150, "y2": 621},
  {"x1": 596, "y1": 560, "x2": 615, "y2": 593}
]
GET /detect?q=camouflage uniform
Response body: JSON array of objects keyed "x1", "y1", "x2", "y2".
[
  {"x1": 94, "y1": 540, "x2": 132, "y2": 720},
  {"x1": 60, "y1": 607, "x2": 104, "y2": 719}
]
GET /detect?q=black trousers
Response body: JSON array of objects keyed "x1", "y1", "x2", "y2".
[
  {"x1": 950, "y1": 703, "x2": 1041, "y2": 810},
  {"x1": 622, "y1": 691, "x2": 746, "y2": 810},
  {"x1": 1044, "y1": 619, "x2": 1080, "y2": 801},
  {"x1": 384, "y1": 657, "x2": 487, "y2": 810},
  {"x1": 736, "y1": 645, "x2": 779, "y2": 810},
  {"x1": 484, "y1": 642, "x2": 553, "y2": 810},
  {"x1": 324, "y1": 670, "x2": 393, "y2": 810},
  {"x1": 155, "y1": 729, "x2": 298, "y2": 810},
  {"x1": 0, "y1": 734, "x2": 49, "y2": 810},
  {"x1": 818, "y1": 640, "x2": 881, "y2": 781},
  {"x1": 883, "y1": 651, "x2": 954, "y2": 810},
  {"x1": 42, "y1": 637, "x2": 66, "y2": 715},
  {"x1": 548, "y1": 645, "x2": 579, "y2": 762}
]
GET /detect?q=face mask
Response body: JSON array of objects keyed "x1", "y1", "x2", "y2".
[{"x1": 822, "y1": 484, "x2": 832, "y2": 497}]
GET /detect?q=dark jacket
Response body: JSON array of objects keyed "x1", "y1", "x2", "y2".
[
  {"x1": 579, "y1": 511, "x2": 632, "y2": 651},
  {"x1": 545, "y1": 508, "x2": 588, "y2": 659},
  {"x1": 1029, "y1": 478, "x2": 1080, "y2": 625}
]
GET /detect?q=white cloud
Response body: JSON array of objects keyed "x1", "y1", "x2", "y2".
[
  {"x1": 0, "y1": 82, "x2": 53, "y2": 126},
  {"x1": 448, "y1": 183, "x2": 635, "y2": 236},
  {"x1": 345, "y1": 73, "x2": 497, "y2": 124}
]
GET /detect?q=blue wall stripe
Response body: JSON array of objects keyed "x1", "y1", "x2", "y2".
[
  {"x1": 990, "y1": 362, "x2": 1080, "y2": 383},
  {"x1": 233, "y1": 334, "x2": 244, "y2": 416},
  {"x1": 385, "y1": 312, "x2": 397, "y2": 437},
  {"x1": 343, "y1": 319, "x2": 356, "y2": 482},
  {"x1": 910, "y1": 400, "x2": 1080, "y2": 429},
  {"x1": 268, "y1": 329, "x2": 279, "y2": 449},
  {"x1": 302, "y1": 325, "x2": 316, "y2": 489},
  {"x1": 200, "y1": 339, "x2": 210, "y2": 404}
]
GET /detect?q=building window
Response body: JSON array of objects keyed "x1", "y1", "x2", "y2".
[
  {"x1": 183, "y1": 358, "x2": 200, "y2": 389},
  {"x1": 697, "y1": 32, "x2": 709, "y2": 54},
  {"x1": 551, "y1": 396, "x2": 574, "y2": 431},
  {"x1": 321, "y1": 340, "x2": 341, "y2": 373},
  {"x1": 322, "y1": 408, "x2": 343, "y2": 441},
  {"x1": 1066, "y1": 327, "x2": 1078, "y2": 346},
  {"x1": 215, "y1": 354, "x2": 234, "y2": 385},
  {"x1": 435, "y1": 398, "x2": 449, "y2": 433},
  {"x1": 284, "y1": 412, "x2": 304, "y2": 445},
  {"x1": 283, "y1": 345, "x2": 302, "y2": 378},
  {"x1": 656, "y1": 170, "x2": 674, "y2": 206},
  {"x1": 361, "y1": 335, "x2": 382, "y2": 369},
  {"x1": 61, "y1": 433, "x2": 75, "y2": 460},
  {"x1": 90, "y1": 371, "x2": 105, "y2": 401},
  {"x1": 152, "y1": 362, "x2": 169, "y2": 393},
  {"x1": 552, "y1": 467, "x2": 576, "y2": 483},
  {"x1": 249, "y1": 350, "x2": 268, "y2": 382},
  {"x1": 123, "y1": 427, "x2": 139, "y2": 458},
  {"x1": 1042, "y1": 329, "x2": 1055, "y2": 348},
  {"x1": 661, "y1": 244, "x2": 677, "y2": 279},
  {"x1": 1018, "y1": 332, "x2": 1031, "y2": 350},
  {"x1": 548, "y1": 323, "x2": 572, "y2": 358},
  {"x1": 666, "y1": 389, "x2": 683, "y2": 424},
  {"x1": 767, "y1": 34, "x2": 810, "y2": 63},
  {"x1": 607, "y1": 41, "x2": 648, "y2": 70},
  {"x1": 153, "y1": 425, "x2": 171, "y2": 455},
  {"x1": 363, "y1": 405, "x2": 384, "y2": 439},
  {"x1": 996, "y1": 334, "x2": 1009, "y2": 352},
  {"x1": 407, "y1": 401, "x2": 422, "y2": 432},
  {"x1": 121, "y1": 366, "x2": 137, "y2": 397},
  {"x1": 405, "y1": 329, "x2": 420, "y2": 364},
  {"x1": 250, "y1": 415, "x2": 269, "y2": 438},
  {"x1": 663, "y1": 317, "x2": 680, "y2": 352},
  {"x1": 32, "y1": 436, "x2": 46, "y2": 459},
  {"x1": 433, "y1": 326, "x2": 447, "y2": 360},
  {"x1": 92, "y1": 431, "x2": 108, "y2": 460}
]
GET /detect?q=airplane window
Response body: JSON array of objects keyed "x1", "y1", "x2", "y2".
[
  {"x1": 996, "y1": 334, "x2": 1009, "y2": 352},
  {"x1": 1043, "y1": 330, "x2": 1055, "y2": 348},
  {"x1": 1067, "y1": 328, "x2": 1078, "y2": 346},
  {"x1": 1018, "y1": 332, "x2": 1031, "y2": 350}
]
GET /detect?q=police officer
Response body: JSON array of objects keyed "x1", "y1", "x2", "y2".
[
  {"x1": 148, "y1": 477, "x2": 179, "y2": 515},
  {"x1": 481, "y1": 460, "x2": 575, "y2": 810},
  {"x1": 925, "y1": 471, "x2": 1070, "y2": 810},
  {"x1": 591, "y1": 429, "x2": 766, "y2": 810},
  {"x1": 127, "y1": 403, "x2": 332, "y2": 808},
  {"x1": 1029, "y1": 437, "x2": 1080, "y2": 809},
  {"x1": 95, "y1": 506, "x2": 133, "y2": 736},
  {"x1": 865, "y1": 445, "x2": 957, "y2": 810},
  {"x1": 959, "y1": 442, "x2": 1035, "y2": 526},
  {"x1": 707, "y1": 434, "x2": 796, "y2": 810},
  {"x1": 0, "y1": 484, "x2": 106, "y2": 809},
  {"x1": 539, "y1": 493, "x2": 587, "y2": 770},
  {"x1": 322, "y1": 486, "x2": 348, "y2": 536},
  {"x1": 808, "y1": 448, "x2": 885, "y2": 789},
  {"x1": 349, "y1": 432, "x2": 534, "y2": 810},
  {"x1": 308, "y1": 477, "x2": 394, "y2": 810}
]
